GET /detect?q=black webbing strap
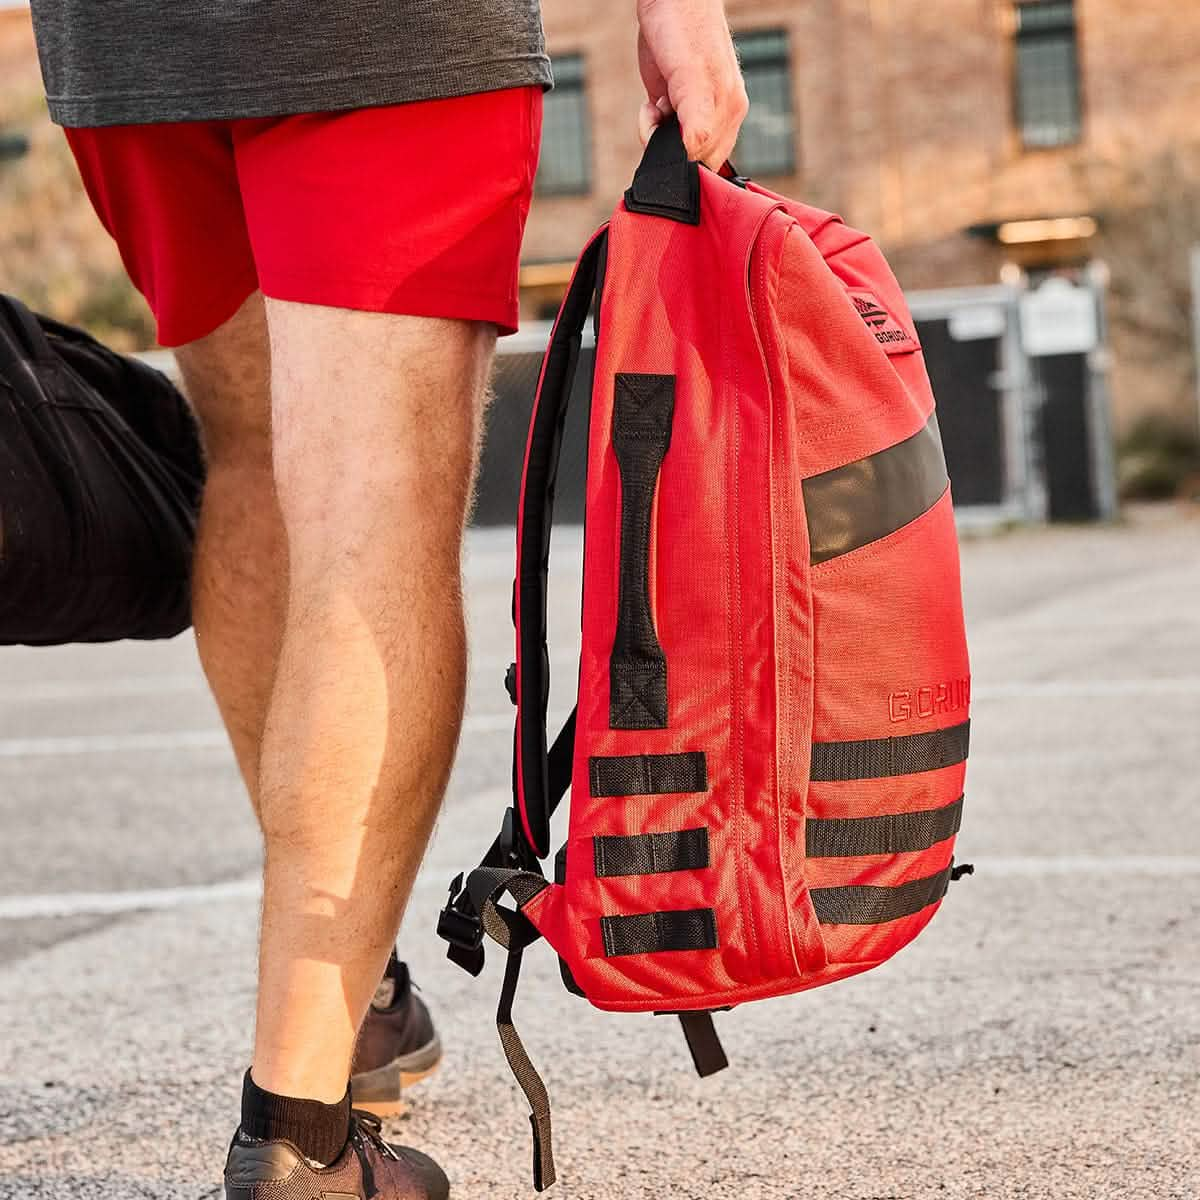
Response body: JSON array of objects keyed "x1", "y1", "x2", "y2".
[
  {"x1": 546, "y1": 707, "x2": 577, "y2": 808},
  {"x1": 601, "y1": 907, "x2": 719, "y2": 958},
  {"x1": 810, "y1": 864, "x2": 953, "y2": 925},
  {"x1": 677, "y1": 1011, "x2": 729, "y2": 1078},
  {"x1": 497, "y1": 941, "x2": 555, "y2": 1191},
  {"x1": 593, "y1": 827, "x2": 710, "y2": 878},
  {"x1": 588, "y1": 749, "x2": 707, "y2": 797},
  {"x1": 811, "y1": 721, "x2": 970, "y2": 782},
  {"x1": 516, "y1": 232, "x2": 608, "y2": 858},
  {"x1": 609, "y1": 372, "x2": 676, "y2": 730},
  {"x1": 461, "y1": 865, "x2": 556, "y2": 1190},
  {"x1": 806, "y1": 795, "x2": 964, "y2": 857}
]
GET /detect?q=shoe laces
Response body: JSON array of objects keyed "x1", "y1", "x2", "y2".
[{"x1": 349, "y1": 1110, "x2": 399, "y2": 1198}]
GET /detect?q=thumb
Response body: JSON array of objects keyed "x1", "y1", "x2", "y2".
[{"x1": 674, "y1": 95, "x2": 717, "y2": 164}]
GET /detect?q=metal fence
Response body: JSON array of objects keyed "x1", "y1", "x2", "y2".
[{"x1": 478, "y1": 278, "x2": 1116, "y2": 528}]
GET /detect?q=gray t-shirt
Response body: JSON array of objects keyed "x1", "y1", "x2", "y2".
[{"x1": 30, "y1": 1, "x2": 552, "y2": 127}]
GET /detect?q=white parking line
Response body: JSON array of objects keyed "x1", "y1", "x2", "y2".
[
  {"x1": 2, "y1": 856, "x2": 1197, "y2": 921},
  {"x1": 975, "y1": 678, "x2": 1200, "y2": 698},
  {"x1": 0, "y1": 712, "x2": 546, "y2": 758},
  {"x1": 0, "y1": 674, "x2": 202, "y2": 703},
  {"x1": 978, "y1": 856, "x2": 1200, "y2": 876},
  {"x1": 0, "y1": 729, "x2": 229, "y2": 757},
  {"x1": 0, "y1": 877, "x2": 261, "y2": 919}
]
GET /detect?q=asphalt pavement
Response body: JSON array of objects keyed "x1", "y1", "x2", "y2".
[{"x1": 1, "y1": 504, "x2": 1198, "y2": 1199}]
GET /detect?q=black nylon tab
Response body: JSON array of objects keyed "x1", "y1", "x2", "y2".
[
  {"x1": 810, "y1": 864, "x2": 953, "y2": 925},
  {"x1": 623, "y1": 114, "x2": 701, "y2": 225},
  {"x1": 806, "y1": 795, "x2": 964, "y2": 858},
  {"x1": 589, "y1": 750, "x2": 707, "y2": 797},
  {"x1": 811, "y1": 721, "x2": 970, "y2": 782},
  {"x1": 804, "y1": 414, "x2": 949, "y2": 564},
  {"x1": 609, "y1": 372, "x2": 675, "y2": 730},
  {"x1": 593, "y1": 827, "x2": 710, "y2": 878},
  {"x1": 677, "y1": 1011, "x2": 729, "y2": 1077},
  {"x1": 601, "y1": 908, "x2": 718, "y2": 958}
]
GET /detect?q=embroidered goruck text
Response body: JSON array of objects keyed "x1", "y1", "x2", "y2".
[{"x1": 847, "y1": 289, "x2": 920, "y2": 355}]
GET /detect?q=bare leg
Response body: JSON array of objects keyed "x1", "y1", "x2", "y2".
[
  {"x1": 174, "y1": 291, "x2": 284, "y2": 809},
  {"x1": 250, "y1": 301, "x2": 493, "y2": 1101}
]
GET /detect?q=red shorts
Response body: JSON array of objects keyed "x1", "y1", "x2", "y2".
[{"x1": 65, "y1": 87, "x2": 542, "y2": 346}]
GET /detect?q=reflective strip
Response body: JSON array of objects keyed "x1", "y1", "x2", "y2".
[
  {"x1": 807, "y1": 795, "x2": 964, "y2": 857},
  {"x1": 600, "y1": 908, "x2": 718, "y2": 957},
  {"x1": 804, "y1": 414, "x2": 949, "y2": 565},
  {"x1": 810, "y1": 865, "x2": 952, "y2": 925},
  {"x1": 593, "y1": 828, "x2": 710, "y2": 878},
  {"x1": 588, "y1": 751, "x2": 707, "y2": 797},
  {"x1": 811, "y1": 721, "x2": 969, "y2": 782}
]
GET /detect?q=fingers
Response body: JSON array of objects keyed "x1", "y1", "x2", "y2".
[
  {"x1": 638, "y1": 96, "x2": 673, "y2": 147},
  {"x1": 635, "y1": 0, "x2": 749, "y2": 170},
  {"x1": 639, "y1": 86, "x2": 748, "y2": 170}
]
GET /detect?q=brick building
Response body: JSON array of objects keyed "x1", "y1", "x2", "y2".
[
  {"x1": 3, "y1": 2, "x2": 1199, "y2": 434},
  {"x1": 525, "y1": 1, "x2": 1200, "y2": 435}
]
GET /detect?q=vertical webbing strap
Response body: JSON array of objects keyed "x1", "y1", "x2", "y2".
[
  {"x1": 609, "y1": 372, "x2": 676, "y2": 729},
  {"x1": 496, "y1": 943, "x2": 556, "y2": 1191},
  {"x1": 456, "y1": 866, "x2": 556, "y2": 1190}
]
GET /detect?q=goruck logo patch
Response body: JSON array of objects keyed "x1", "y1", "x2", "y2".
[{"x1": 847, "y1": 288, "x2": 920, "y2": 355}]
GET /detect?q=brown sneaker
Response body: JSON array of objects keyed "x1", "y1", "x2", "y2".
[
  {"x1": 350, "y1": 957, "x2": 443, "y2": 1117},
  {"x1": 224, "y1": 1110, "x2": 449, "y2": 1200}
]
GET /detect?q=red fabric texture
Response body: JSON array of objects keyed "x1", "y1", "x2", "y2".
[
  {"x1": 520, "y1": 167, "x2": 970, "y2": 1013},
  {"x1": 64, "y1": 87, "x2": 542, "y2": 345}
]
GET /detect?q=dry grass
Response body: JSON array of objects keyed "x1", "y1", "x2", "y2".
[{"x1": 0, "y1": 12, "x2": 155, "y2": 351}]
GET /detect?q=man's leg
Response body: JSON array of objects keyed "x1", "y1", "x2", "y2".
[
  {"x1": 174, "y1": 291, "x2": 283, "y2": 806},
  {"x1": 250, "y1": 301, "x2": 493, "y2": 1103}
]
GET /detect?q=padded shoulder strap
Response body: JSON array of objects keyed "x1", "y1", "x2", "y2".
[{"x1": 513, "y1": 229, "x2": 608, "y2": 859}]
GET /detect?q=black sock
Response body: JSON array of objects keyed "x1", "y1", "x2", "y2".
[{"x1": 240, "y1": 1069, "x2": 350, "y2": 1166}]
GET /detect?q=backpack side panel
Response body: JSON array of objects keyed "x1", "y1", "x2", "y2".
[{"x1": 751, "y1": 191, "x2": 971, "y2": 973}]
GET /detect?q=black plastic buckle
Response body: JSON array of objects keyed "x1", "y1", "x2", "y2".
[
  {"x1": 437, "y1": 872, "x2": 482, "y2": 951},
  {"x1": 437, "y1": 872, "x2": 487, "y2": 977},
  {"x1": 504, "y1": 661, "x2": 518, "y2": 706}
]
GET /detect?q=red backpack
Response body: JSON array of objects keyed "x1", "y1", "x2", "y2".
[{"x1": 438, "y1": 118, "x2": 972, "y2": 1190}]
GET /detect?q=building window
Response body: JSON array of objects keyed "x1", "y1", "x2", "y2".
[
  {"x1": 732, "y1": 30, "x2": 796, "y2": 176},
  {"x1": 536, "y1": 53, "x2": 591, "y2": 195},
  {"x1": 1015, "y1": 2, "x2": 1082, "y2": 148}
]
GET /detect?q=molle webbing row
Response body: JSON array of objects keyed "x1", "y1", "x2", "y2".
[
  {"x1": 810, "y1": 865, "x2": 954, "y2": 925},
  {"x1": 594, "y1": 828, "x2": 710, "y2": 877},
  {"x1": 601, "y1": 907, "x2": 719, "y2": 957},
  {"x1": 811, "y1": 721, "x2": 970, "y2": 782},
  {"x1": 807, "y1": 794, "x2": 964, "y2": 857},
  {"x1": 588, "y1": 750, "x2": 707, "y2": 797}
]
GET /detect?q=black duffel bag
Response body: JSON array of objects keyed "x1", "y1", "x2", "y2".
[{"x1": 0, "y1": 294, "x2": 204, "y2": 644}]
